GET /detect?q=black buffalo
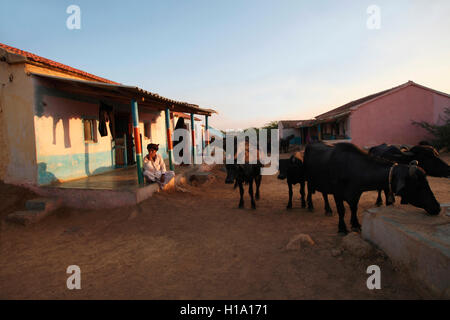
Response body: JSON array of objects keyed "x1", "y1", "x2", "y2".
[
  {"x1": 223, "y1": 136, "x2": 262, "y2": 209},
  {"x1": 304, "y1": 142, "x2": 441, "y2": 234},
  {"x1": 278, "y1": 155, "x2": 332, "y2": 214},
  {"x1": 369, "y1": 143, "x2": 450, "y2": 205},
  {"x1": 280, "y1": 134, "x2": 295, "y2": 153},
  {"x1": 225, "y1": 163, "x2": 262, "y2": 209}
]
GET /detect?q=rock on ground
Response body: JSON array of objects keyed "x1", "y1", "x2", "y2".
[
  {"x1": 198, "y1": 164, "x2": 216, "y2": 172},
  {"x1": 285, "y1": 234, "x2": 315, "y2": 251},
  {"x1": 331, "y1": 248, "x2": 343, "y2": 257},
  {"x1": 189, "y1": 172, "x2": 215, "y2": 186},
  {"x1": 341, "y1": 232, "x2": 374, "y2": 258}
]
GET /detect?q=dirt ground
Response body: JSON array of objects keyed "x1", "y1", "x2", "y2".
[{"x1": 0, "y1": 155, "x2": 449, "y2": 300}]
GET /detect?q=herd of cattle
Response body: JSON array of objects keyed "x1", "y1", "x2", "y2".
[{"x1": 224, "y1": 141, "x2": 449, "y2": 234}]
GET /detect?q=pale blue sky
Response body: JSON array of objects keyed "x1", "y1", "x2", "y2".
[{"x1": 1, "y1": 0, "x2": 449, "y2": 129}]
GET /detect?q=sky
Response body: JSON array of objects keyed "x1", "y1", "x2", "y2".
[{"x1": 1, "y1": 0, "x2": 449, "y2": 130}]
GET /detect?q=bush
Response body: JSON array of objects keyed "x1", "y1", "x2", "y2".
[{"x1": 413, "y1": 107, "x2": 450, "y2": 151}]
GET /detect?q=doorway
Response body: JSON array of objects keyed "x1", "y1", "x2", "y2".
[{"x1": 114, "y1": 112, "x2": 135, "y2": 166}]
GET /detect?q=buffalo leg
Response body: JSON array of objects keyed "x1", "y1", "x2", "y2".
[
  {"x1": 287, "y1": 183, "x2": 293, "y2": 209},
  {"x1": 375, "y1": 189, "x2": 383, "y2": 206},
  {"x1": 238, "y1": 182, "x2": 244, "y2": 208},
  {"x1": 384, "y1": 189, "x2": 394, "y2": 206},
  {"x1": 249, "y1": 178, "x2": 256, "y2": 209},
  {"x1": 349, "y1": 194, "x2": 362, "y2": 232},
  {"x1": 255, "y1": 175, "x2": 261, "y2": 200},
  {"x1": 307, "y1": 182, "x2": 314, "y2": 212},
  {"x1": 323, "y1": 193, "x2": 332, "y2": 216},
  {"x1": 300, "y1": 181, "x2": 306, "y2": 208},
  {"x1": 333, "y1": 195, "x2": 348, "y2": 234}
]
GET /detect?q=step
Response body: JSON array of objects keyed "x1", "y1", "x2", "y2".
[
  {"x1": 6, "y1": 210, "x2": 49, "y2": 226},
  {"x1": 25, "y1": 198, "x2": 62, "y2": 212},
  {"x1": 362, "y1": 204, "x2": 450, "y2": 298},
  {"x1": 6, "y1": 197, "x2": 63, "y2": 226}
]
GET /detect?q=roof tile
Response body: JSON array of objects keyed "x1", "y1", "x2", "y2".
[{"x1": 0, "y1": 43, "x2": 118, "y2": 84}]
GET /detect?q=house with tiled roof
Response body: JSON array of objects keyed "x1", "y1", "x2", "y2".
[
  {"x1": 0, "y1": 43, "x2": 216, "y2": 186},
  {"x1": 278, "y1": 120, "x2": 311, "y2": 146},
  {"x1": 293, "y1": 81, "x2": 450, "y2": 148}
]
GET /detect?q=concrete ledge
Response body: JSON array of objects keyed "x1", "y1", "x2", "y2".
[{"x1": 362, "y1": 205, "x2": 450, "y2": 298}]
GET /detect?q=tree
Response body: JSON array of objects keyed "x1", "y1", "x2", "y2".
[
  {"x1": 262, "y1": 121, "x2": 278, "y2": 130},
  {"x1": 413, "y1": 107, "x2": 450, "y2": 151}
]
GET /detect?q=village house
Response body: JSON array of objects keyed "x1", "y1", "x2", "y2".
[
  {"x1": 0, "y1": 43, "x2": 216, "y2": 186},
  {"x1": 277, "y1": 120, "x2": 303, "y2": 145},
  {"x1": 284, "y1": 81, "x2": 450, "y2": 148}
]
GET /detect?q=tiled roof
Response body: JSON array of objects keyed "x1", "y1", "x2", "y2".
[
  {"x1": 286, "y1": 81, "x2": 450, "y2": 127},
  {"x1": 173, "y1": 112, "x2": 201, "y2": 121},
  {"x1": 0, "y1": 43, "x2": 217, "y2": 115},
  {"x1": 296, "y1": 119, "x2": 317, "y2": 127},
  {"x1": 279, "y1": 120, "x2": 304, "y2": 128},
  {"x1": 315, "y1": 85, "x2": 400, "y2": 121},
  {"x1": 31, "y1": 72, "x2": 216, "y2": 116},
  {"x1": 0, "y1": 43, "x2": 118, "y2": 84},
  {"x1": 314, "y1": 81, "x2": 450, "y2": 121}
]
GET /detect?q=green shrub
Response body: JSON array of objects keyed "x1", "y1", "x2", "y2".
[{"x1": 413, "y1": 107, "x2": 450, "y2": 150}]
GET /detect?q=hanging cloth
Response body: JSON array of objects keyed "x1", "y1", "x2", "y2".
[{"x1": 99, "y1": 102, "x2": 113, "y2": 137}]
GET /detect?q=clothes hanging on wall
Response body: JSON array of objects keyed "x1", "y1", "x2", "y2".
[{"x1": 99, "y1": 102, "x2": 114, "y2": 138}]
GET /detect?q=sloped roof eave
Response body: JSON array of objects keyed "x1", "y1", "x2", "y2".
[
  {"x1": 0, "y1": 43, "x2": 118, "y2": 84},
  {"x1": 315, "y1": 111, "x2": 352, "y2": 122},
  {"x1": 30, "y1": 72, "x2": 216, "y2": 116},
  {"x1": 314, "y1": 81, "x2": 450, "y2": 122}
]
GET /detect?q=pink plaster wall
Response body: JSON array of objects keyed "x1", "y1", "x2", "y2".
[
  {"x1": 350, "y1": 85, "x2": 450, "y2": 147},
  {"x1": 35, "y1": 93, "x2": 112, "y2": 157}
]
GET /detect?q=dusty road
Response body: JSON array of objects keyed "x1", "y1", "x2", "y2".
[{"x1": 0, "y1": 159, "x2": 449, "y2": 299}]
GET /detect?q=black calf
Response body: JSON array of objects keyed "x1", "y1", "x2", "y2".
[
  {"x1": 280, "y1": 135, "x2": 295, "y2": 153},
  {"x1": 225, "y1": 163, "x2": 262, "y2": 209},
  {"x1": 278, "y1": 156, "x2": 306, "y2": 209},
  {"x1": 278, "y1": 155, "x2": 332, "y2": 215}
]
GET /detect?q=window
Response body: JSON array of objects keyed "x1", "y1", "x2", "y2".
[
  {"x1": 83, "y1": 118, "x2": 97, "y2": 143},
  {"x1": 144, "y1": 121, "x2": 151, "y2": 140}
]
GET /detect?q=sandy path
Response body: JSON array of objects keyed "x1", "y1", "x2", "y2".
[{"x1": 0, "y1": 159, "x2": 449, "y2": 299}]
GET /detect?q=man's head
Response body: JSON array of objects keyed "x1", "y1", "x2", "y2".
[{"x1": 147, "y1": 143, "x2": 159, "y2": 157}]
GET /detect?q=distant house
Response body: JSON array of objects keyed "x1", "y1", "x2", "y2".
[
  {"x1": 208, "y1": 127, "x2": 224, "y2": 139},
  {"x1": 296, "y1": 81, "x2": 450, "y2": 148},
  {"x1": 278, "y1": 120, "x2": 303, "y2": 145},
  {"x1": 0, "y1": 43, "x2": 215, "y2": 186}
]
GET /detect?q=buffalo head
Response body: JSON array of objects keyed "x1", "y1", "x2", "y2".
[
  {"x1": 277, "y1": 159, "x2": 289, "y2": 180},
  {"x1": 410, "y1": 146, "x2": 450, "y2": 177},
  {"x1": 277, "y1": 156, "x2": 303, "y2": 180},
  {"x1": 393, "y1": 161, "x2": 441, "y2": 215},
  {"x1": 225, "y1": 164, "x2": 237, "y2": 184}
]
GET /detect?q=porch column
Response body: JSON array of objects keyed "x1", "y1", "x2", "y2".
[
  {"x1": 164, "y1": 107, "x2": 174, "y2": 171},
  {"x1": 131, "y1": 99, "x2": 144, "y2": 185},
  {"x1": 201, "y1": 127, "x2": 205, "y2": 150},
  {"x1": 205, "y1": 115, "x2": 209, "y2": 147},
  {"x1": 190, "y1": 113, "x2": 196, "y2": 165},
  {"x1": 318, "y1": 124, "x2": 322, "y2": 141}
]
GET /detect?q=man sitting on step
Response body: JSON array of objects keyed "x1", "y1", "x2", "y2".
[{"x1": 143, "y1": 143, "x2": 175, "y2": 189}]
